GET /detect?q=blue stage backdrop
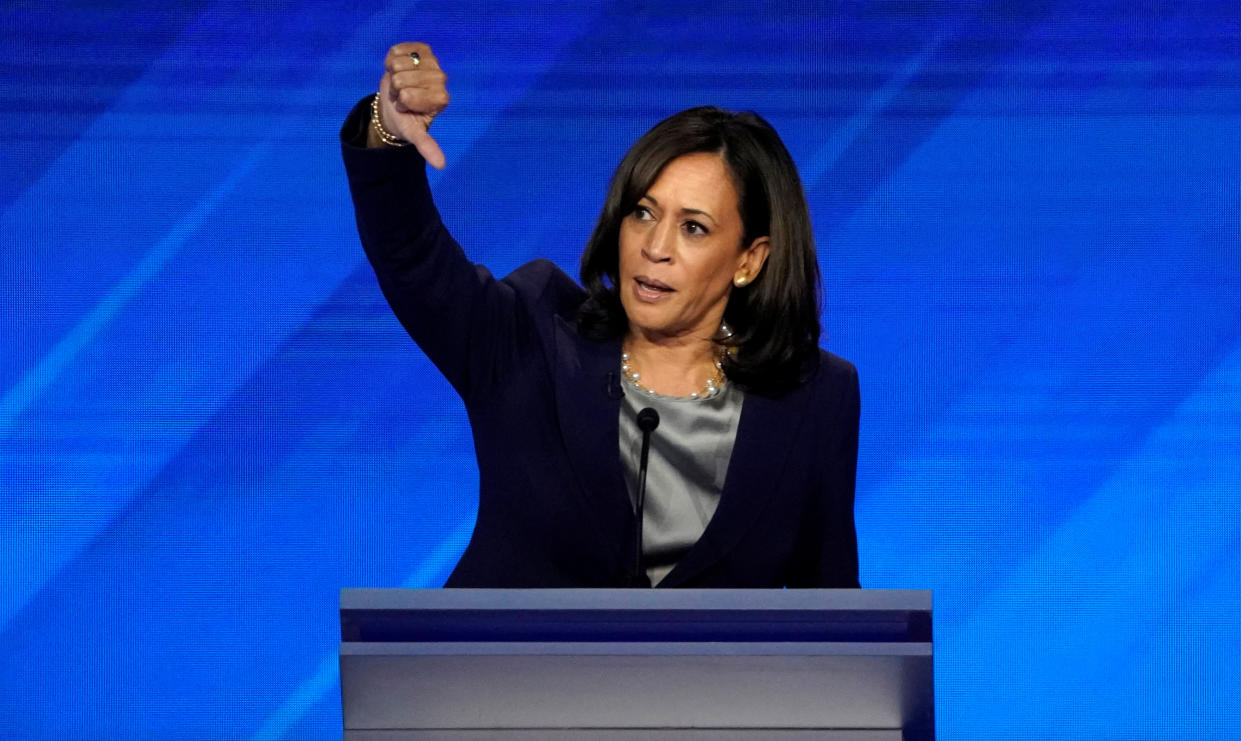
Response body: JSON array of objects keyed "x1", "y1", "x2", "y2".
[{"x1": 1, "y1": 2, "x2": 1238, "y2": 739}]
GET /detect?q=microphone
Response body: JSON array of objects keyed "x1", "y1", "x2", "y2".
[
  {"x1": 631, "y1": 407, "x2": 660, "y2": 586},
  {"x1": 604, "y1": 371, "x2": 624, "y2": 400}
]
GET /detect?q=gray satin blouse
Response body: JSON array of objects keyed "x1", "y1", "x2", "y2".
[{"x1": 619, "y1": 375, "x2": 744, "y2": 585}]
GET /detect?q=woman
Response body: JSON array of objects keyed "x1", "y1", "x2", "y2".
[{"x1": 341, "y1": 43, "x2": 860, "y2": 588}]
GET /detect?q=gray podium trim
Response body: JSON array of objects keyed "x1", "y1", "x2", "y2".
[
  {"x1": 340, "y1": 649, "x2": 930, "y2": 730},
  {"x1": 346, "y1": 731, "x2": 902, "y2": 741},
  {"x1": 342, "y1": 589, "x2": 931, "y2": 612}
]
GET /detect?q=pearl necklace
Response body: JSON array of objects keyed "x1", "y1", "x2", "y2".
[
  {"x1": 620, "y1": 324, "x2": 732, "y2": 400},
  {"x1": 620, "y1": 351, "x2": 724, "y2": 399}
]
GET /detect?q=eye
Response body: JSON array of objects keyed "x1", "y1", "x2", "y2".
[
  {"x1": 631, "y1": 205, "x2": 654, "y2": 221},
  {"x1": 683, "y1": 220, "x2": 709, "y2": 236}
]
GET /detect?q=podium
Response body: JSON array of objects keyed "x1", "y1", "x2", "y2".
[{"x1": 340, "y1": 589, "x2": 933, "y2": 740}]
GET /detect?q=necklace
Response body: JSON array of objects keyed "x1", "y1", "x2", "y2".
[
  {"x1": 620, "y1": 324, "x2": 732, "y2": 400},
  {"x1": 620, "y1": 351, "x2": 724, "y2": 399}
]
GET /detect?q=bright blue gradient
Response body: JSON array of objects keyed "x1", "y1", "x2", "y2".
[{"x1": 1, "y1": 2, "x2": 1237, "y2": 739}]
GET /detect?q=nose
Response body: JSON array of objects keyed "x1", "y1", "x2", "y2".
[{"x1": 641, "y1": 219, "x2": 676, "y2": 263}]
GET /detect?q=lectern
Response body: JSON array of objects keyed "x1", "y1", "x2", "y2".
[{"x1": 340, "y1": 589, "x2": 933, "y2": 740}]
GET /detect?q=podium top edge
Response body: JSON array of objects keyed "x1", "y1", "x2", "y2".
[{"x1": 340, "y1": 588, "x2": 931, "y2": 612}]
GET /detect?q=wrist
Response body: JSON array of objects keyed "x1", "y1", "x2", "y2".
[{"x1": 369, "y1": 93, "x2": 409, "y2": 148}]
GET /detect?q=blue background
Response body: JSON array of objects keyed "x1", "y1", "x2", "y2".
[{"x1": 2, "y1": 2, "x2": 1239, "y2": 739}]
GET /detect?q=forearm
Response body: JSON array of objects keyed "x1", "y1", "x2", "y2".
[{"x1": 341, "y1": 95, "x2": 503, "y2": 396}]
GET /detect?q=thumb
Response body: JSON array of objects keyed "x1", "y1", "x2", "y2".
[
  {"x1": 409, "y1": 127, "x2": 446, "y2": 170},
  {"x1": 376, "y1": 74, "x2": 448, "y2": 169}
]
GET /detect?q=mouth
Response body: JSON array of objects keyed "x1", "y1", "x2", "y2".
[{"x1": 633, "y1": 276, "x2": 675, "y2": 302}]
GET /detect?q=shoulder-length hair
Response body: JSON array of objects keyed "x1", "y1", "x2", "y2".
[{"x1": 577, "y1": 106, "x2": 822, "y2": 393}]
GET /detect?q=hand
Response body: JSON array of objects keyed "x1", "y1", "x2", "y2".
[{"x1": 376, "y1": 42, "x2": 449, "y2": 169}]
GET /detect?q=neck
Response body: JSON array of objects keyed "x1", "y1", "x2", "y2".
[{"x1": 623, "y1": 326, "x2": 725, "y2": 398}]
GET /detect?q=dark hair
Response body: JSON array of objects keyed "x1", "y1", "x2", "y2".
[{"x1": 577, "y1": 106, "x2": 822, "y2": 392}]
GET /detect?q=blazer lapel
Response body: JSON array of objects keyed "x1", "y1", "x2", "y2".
[
  {"x1": 551, "y1": 317, "x2": 634, "y2": 550},
  {"x1": 659, "y1": 380, "x2": 813, "y2": 587}
]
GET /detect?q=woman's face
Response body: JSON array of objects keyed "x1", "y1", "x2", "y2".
[{"x1": 617, "y1": 152, "x2": 769, "y2": 342}]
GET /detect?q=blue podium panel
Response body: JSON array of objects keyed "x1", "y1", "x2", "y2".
[{"x1": 340, "y1": 589, "x2": 934, "y2": 740}]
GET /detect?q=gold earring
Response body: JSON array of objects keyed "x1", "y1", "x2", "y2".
[{"x1": 734, "y1": 274, "x2": 748, "y2": 286}]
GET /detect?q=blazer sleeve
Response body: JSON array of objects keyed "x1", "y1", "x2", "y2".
[
  {"x1": 340, "y1": 95, "x2": 525, "y2": 401},
  {"x1": 799, "y1": 358, "x2": 861, "y2": 588},
  {"x1": 824, "y1": 362, "x2": 861, "y2": 587}
]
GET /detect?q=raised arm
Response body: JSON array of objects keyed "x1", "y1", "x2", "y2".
[{"x1": 341, "y1": 44, "x2": 525, "y2": 401}]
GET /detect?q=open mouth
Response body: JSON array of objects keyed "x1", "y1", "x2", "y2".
[{"x1": 634, "y1": 276, "x2": 675, "y2": 301}]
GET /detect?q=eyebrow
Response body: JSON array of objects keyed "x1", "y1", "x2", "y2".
[{"x1": 640, "y1": 195, "x2": 718, "y2": 226}]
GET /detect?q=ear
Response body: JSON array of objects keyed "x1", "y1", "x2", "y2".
[{"x1": 733, "y1": 236, "x2": 770, "y2": 287}]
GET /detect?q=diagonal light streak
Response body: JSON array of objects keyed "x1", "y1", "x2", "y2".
[
  {"x1": 0, "y1": 145, "x2": 267, "y2": 436},
  {"x1": 949, "y1": 343, "x2": 1241, "y2": 734},
  {"x1": 804, "y1": 28, "x2": 954, "y2": 180},
  {"x1": 0, "y1": 0, "x2": 609, "y2": 726},
  {"x1": 248, "y1": 518, "x2": 474, "y2": 741},
  {"x1": 0, "y1": 0, "x2": 388, "y2": 636}
]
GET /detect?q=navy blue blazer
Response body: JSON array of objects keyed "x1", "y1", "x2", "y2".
[{"x1": 342, "y1": 98, "x2": 860, "y2": 588}]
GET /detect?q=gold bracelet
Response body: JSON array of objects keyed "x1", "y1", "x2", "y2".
[{"x1": 370, "y1": 93, "x2": 409, "y2": 147}]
